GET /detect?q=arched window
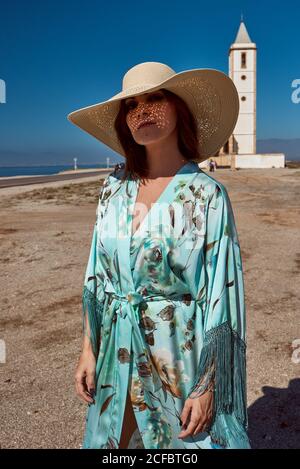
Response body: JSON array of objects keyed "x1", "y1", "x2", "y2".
[
  {"x1": 223, "y1": 141, "x2": 229, "y2": 154},
  {"x1": 241, "y1": 52, "x2": 246, "y2": 69}
]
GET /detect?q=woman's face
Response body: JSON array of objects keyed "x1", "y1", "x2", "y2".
[{"x1": 124, "y1": 90, "x2": 177, "y2": 146}]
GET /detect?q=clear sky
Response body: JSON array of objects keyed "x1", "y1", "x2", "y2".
[{"x1": 0, "y1": 0, "x2": 299, "y2": 165}]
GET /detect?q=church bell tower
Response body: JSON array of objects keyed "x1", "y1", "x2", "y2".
[{"x1": 229, "y1": 19, "x2": 257, "y2": 155}]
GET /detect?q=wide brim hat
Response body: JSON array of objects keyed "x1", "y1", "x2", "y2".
[{"x1": 67, "y1": 61, "x2": 239, "y2": 163}]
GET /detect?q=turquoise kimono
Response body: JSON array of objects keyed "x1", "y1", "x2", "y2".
[{"x1": 81, "y1": 160, "x2": 251, "y2": 449}]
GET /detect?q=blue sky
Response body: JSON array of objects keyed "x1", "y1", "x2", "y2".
[{"x1": 0, "y1": 0, "x2": 299, "y2": 165}]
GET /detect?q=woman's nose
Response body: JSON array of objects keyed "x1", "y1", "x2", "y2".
[{"x1": 136, "y1": 103, "x2": 150, "y2": 117}]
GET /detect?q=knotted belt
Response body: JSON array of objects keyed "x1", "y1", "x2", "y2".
[
  {"x1": 104, "y1": 289, "x2": 191, "y2": 319},
  {"x1": 100, "y1": 289, "x2": 191, "y2": 392}
]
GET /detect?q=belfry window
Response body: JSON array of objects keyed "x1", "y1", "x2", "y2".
[{"x1": 241, "y1": 52, "x2": 246, "y2": 68}]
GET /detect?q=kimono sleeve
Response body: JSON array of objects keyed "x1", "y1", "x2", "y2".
[
  {"x1": 187, "y1": 183, "x2": 250, "y2": 449},
  {"x1": 81, "y1": 176, "x2": 110, "y2": 359}
]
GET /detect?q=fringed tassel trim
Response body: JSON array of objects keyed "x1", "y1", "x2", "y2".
[
  {"x1": 82, "y1": 285, "x2": 105, "y2": 359},
  {"x1": 188, "y1": 321, "x2": 248, "y2": 448}
]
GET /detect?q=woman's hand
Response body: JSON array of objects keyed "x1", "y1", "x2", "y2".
[
  {"x1": 74, "y1": 342, "x2": 97, "y2": 405},
  {"x1": 178, "y1": 389, "x2": 214, "y2": 438}
]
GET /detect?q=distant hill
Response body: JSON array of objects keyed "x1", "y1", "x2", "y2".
[
  {"x1": 0, "y1": 139, "x2": 299, "y2": 166},
  {"x1": 257, "y1": 139, "x2": 300, "y2": 161}
]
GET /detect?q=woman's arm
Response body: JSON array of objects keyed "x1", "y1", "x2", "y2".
[
  {"x1": 186, "y1": 182, "x2": 250, "y2": 448},
  {"x1": 74, "y1": 174, "x2": 112, "y2": 405}
]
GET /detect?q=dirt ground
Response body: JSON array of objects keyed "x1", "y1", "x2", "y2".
[{"x1": 0, "y1": 167, "x2": 299, "y2": 449}]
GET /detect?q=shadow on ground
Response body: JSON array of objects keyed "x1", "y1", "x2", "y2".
[{"x1": 248, "y1": 378, "x2": 300, "y2": 448}]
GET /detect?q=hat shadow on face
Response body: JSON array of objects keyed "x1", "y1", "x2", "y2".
[{"x1": 113, "y1": 88, "x2": 202, "y2": 175}]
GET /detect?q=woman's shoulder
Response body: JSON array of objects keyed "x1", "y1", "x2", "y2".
[
  {"x1": 195, "y1": 170, "x2": 237, "y2": 234},
  {"x1": 105, "y1": 162, "x2": 126, "y2": 184},
  {"x1": 193, "y1": 168, "x2": 230, "y2": 207},
  {"x1": 99, "y1": 162, "x2": 126, "y2": 199},
  {"x1": 111, "y1": 162, "x2": 126, "y2": 179}
]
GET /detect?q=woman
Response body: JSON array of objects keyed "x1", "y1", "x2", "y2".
[{"x1": 68, "y1": 61, "x2": 251, "y2": 449}]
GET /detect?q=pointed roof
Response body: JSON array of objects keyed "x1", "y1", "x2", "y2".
[{"x1": 234, "y1": 21, "x2": 252, "y2": 43}]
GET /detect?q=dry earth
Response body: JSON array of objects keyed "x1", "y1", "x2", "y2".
[{"x1": 0, "y1": 167, "x2": 299, "y2": 448}]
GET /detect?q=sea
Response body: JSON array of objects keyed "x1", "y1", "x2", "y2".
[{"x1": 0, "y1": 164, "x2": 112, "y2": 178}]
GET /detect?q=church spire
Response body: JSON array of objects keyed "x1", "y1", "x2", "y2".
[{"x1": 234, "y1": 19, "x2": 252, "y2": 43}]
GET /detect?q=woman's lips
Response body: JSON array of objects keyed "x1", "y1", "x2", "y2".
[{"x1": 138, "y1": 122, "x2": 156, "y2": 129}]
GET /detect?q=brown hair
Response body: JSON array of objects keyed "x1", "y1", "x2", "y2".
[{"x1": 113, "y1": 88, "x2": 200, "y2": 181}]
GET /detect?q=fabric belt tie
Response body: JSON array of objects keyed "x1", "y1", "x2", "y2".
[
  {"x1": 101, "y1": 289, "x2": 177, "y2": 396},
  {"x1": 105, "y1": 290, "x2": 190, "y2": 319}
]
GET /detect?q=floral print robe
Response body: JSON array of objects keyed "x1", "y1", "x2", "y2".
[{"x1": 80, "y1": 160, "x2": 251, "y2": 449}]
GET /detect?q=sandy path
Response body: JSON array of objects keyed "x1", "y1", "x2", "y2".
[{"x1": 0, "y1": 168, "x2": 299, "y2": 448}]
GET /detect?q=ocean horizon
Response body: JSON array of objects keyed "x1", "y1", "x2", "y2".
[{"x1": 0, "y1": 164, "x2": 115, "y2": 178}]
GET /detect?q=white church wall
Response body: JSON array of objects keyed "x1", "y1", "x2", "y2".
[
  {"x1": 229, "y1": 25, "x2": 257, "y2": 157},
  {"x1": 198, "y1": 154, "x2": 285, "y2": 170},
  {"x1": 233, "y1": 73, "x2": 255, "y2": 94},
  {"x1": 234, "y1": 113, "x2": 255, "y2": 135},
  {"x1": 235, "y1": 113, "x2": 255, "y2": 133},
  {"x1": 236, "y1": 154, "x2": 285, "y2": 168},
  {"x1": 235, "y1": 92, "x2": 255, "y2": 113},
  {"x1": 231, "y1": 47, "x2": 256, "y2": 70},
  {"x1": 235, "y1": 135, "x2": 255, "y2": 154}
]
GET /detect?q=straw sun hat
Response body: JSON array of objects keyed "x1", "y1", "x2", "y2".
[{"x1": 67, "y1": 61, "x2": 239, "y2": 163}]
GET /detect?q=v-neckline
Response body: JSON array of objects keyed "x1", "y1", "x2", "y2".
[{"x1": 129, "y1": 160, "x2": 196, "y2": 240}]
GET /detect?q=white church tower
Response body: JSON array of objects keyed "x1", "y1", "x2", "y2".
[
  {"x1": 199, "y1": 18, "x2": 285, "y2": 169},
  {"x1": 229, "y1": 19, "x2": 257, "y2": 155}
]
